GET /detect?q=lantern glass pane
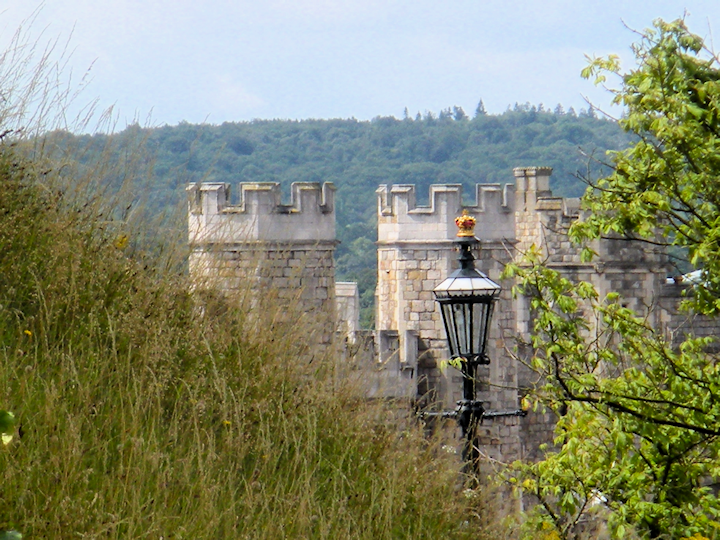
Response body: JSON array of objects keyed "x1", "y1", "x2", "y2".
[
  {"x1": 472, "y1": 301, "x2": 493, "y2": 358},
  {"x1": 441, "y1": 303, "x2": 458, "y2": 356},
  {"x1": 439, "y1": 299, "x2": 497, "y2": 360},
  {"x1": 455, "y1": 303, "x2": 469, "y2": 354}
]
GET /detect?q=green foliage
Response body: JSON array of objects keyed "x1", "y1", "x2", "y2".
[
  {"x1": 0, "y1": 411, "x2": 14, "y2": 436},
  {"x1": 506, "y1": 18, "x2": 720, "y2": 540},
  {"x1": 507, "y1": 254, "x2": 720, "y2": 539},
  {"x1": 575, "y1": 18, "x2": 720, "y2": 314}
]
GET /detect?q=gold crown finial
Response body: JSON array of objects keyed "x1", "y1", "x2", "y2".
[{"x1": 455, "y1": 210, "x2": 476, "y2": 237}]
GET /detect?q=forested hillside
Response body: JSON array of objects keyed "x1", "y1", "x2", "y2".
[{"x1": 58, "y1": 103, "x2": 631, "y2": 327}]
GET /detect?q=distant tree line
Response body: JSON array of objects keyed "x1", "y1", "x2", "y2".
[{"x1": 50, "y1": 104, "x2": 631, "y2": 327}]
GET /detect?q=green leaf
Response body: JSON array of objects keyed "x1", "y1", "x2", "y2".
[{"x1": 0, "y1": 411, "x2": 14, "y2": 434}]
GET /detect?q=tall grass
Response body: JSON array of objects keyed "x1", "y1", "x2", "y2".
[
  {"x1": 0, "y1": 144, "x2": 506, "y2": 538},
  {"x1": 0, "y1": 16, "x2": 510, "y2": 539}
]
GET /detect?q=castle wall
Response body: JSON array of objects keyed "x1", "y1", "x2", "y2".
[
  {"x1": 186, "y1": 167, "x2": 705, "y2": 468},
  {"x1": 375, "y1": 167, "x2": 679, "y2": 464},
  {"x1": 513, "y1": 166, "x2": 666, "y2": 309},
  {"x1": 336, "y1": 281, "x2": 360, "y2": 342},
  {"x1": 512, "y1": 167, "x2": 675, "y2": 460},
  {"x1": 659, "y1": 283, "x2": 720, "y2": 352}
]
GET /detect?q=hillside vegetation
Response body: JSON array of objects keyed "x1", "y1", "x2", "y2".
[{"x1": 54, "y1": 104, "x2": 631, "y2": 327}]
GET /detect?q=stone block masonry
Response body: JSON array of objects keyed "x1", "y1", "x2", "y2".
[{"x1": 187, "y1": 181, "x2": 337, "y2": 344}]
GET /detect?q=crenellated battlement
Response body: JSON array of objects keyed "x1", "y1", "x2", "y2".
[
  {"x1": 513, "y1": 166, "x2": 581, "y2": 218},
  {"x1": 376, "y1": 183, "x2": 515, "y2": 243},
  {"x1": 513, "y1": 166, "x2": 553, "y2": 195},
  {"x1": 188, "y1": 181, "x2": 336, "y2": 245},
  {"x1": 188, "y1": 181, "x2": 335, "y2": 216}
]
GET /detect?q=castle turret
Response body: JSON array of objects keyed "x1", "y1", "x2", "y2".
[
  {"x1": 188, "y1": 181, "x2": 335, "y2": 244},
  {"x1": 187, "y1": 181, "x2": 337, "y2": 343}
]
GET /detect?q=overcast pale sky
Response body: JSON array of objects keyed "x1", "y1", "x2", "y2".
[{"x1": 3, "y1": 1, "x2": 720, "y2": 127}]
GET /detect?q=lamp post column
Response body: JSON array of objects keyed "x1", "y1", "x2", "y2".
[
  {"x1": 432, "y1": 211, "x2": 526, "y2": 471},
  {"x1": 434, "y1": 211, "x2": 500, "y2": 469}
]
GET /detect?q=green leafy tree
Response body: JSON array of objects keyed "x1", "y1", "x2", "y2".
[
  {"x1": 507, "y1": 19, "x2": 720, "y2": 540},
  {"x1": 577, "y1": 19, "x2": 720, "y2": 313},
  {"x1": 453, "y1": 106, "x2": 468, "y2": 121}
]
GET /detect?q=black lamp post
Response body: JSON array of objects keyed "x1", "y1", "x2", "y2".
[{"x1": 433, "y1": 211, "x2": 524, "y2": 467}]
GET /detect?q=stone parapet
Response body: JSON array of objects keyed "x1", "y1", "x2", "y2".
[
  {"x1": 336, "y1": 281, "x2": 360, "y2": 342},
  {"x1": 514, "y1": 166, "x2": 553, "y2": 207},
  {"x1": 188, "y1": 181, "x2": 335, "y2": 245},
  {"x1": 377, "y1": 183, "x2": 515, "y2": 243}
]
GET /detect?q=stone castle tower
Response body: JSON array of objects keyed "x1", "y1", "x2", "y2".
[
  {"x1": 187, "y1": 168, "x2": 702, "y2": 462},
  {"x1": 375, "y1": 182, "x2": 516, "y2": 406},
  {"x1": 187, "y1": 181, "x2": 338, "y2": 343},
  {"x1": 374, "y1": 167, "x2": 672, "y2": 460}
]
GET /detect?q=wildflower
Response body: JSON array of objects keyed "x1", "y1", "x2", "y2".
[
  {"x1": 23, "y1": 329, "x2": 31, "y2": 337},
  {"x1": 114, "y1": 234, "x2": 129, "y2": 250},
  {"x1": 223, "y1": 420, "x2": 231, "y2": 426}
]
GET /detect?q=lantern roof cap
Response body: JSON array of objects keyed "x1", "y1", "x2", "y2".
[{"x1": 434, "y1": 267, "x2": 501, "y2": 299}]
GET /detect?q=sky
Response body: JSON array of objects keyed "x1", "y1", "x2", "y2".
[{"x1": 3, "y1": 1, "x2": 720, "y2": 128}]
